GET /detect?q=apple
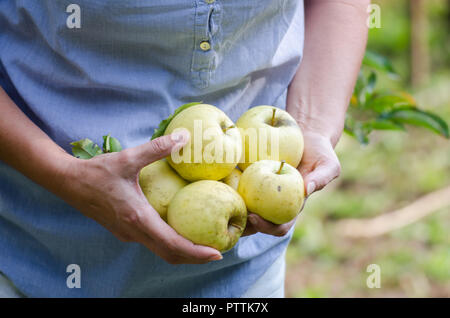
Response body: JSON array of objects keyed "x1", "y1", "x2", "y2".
[
  {"x1": 164, "y1": 104, "x2": 242, "y2": 181},
  {"x1": 237, "y1": 160, "x2": 304, "y2": 225},
  {"x1": 236, "y1": 106, "x2": 304, "y2": 171},
  {"x1": 139, "y1": 159, "x2": 188, "y2": 221},
  {"x1": 221, "y1": 167, "x2": 242, "y2": 191},
  {"x1": 167, "y1": 180, "x2": 247, "y2": 252}
]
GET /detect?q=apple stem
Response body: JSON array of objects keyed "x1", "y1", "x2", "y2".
[
  {"x1": 276, "y1": 160, "x2": 286, "y2": 174},
  {"x1": 271, "y1": 108, "x2": 276, "y2": 126},
  {"x1": 230, "y1": 223, "x2": 244, "y2": 232},
  {"x1": 223, "y1": 125, "x2": 236, "y2": 133}
]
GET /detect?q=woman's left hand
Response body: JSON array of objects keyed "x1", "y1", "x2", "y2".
[
  {"x1": 297, "y1": 130, "x2": 341, "y2": 197},
  {"x1": 242, "y1": 129, "x2": 341, "y2": 237},
  {"x1": 242, "y1": 213, "x2": 298, "y2": 237}
]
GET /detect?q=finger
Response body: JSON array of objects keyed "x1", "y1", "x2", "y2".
[
  {"x1": 126, "y1": 129, "x2": 190, "y2": 169},
  {"x1": 303, "y1": 159, "x2": 341, "y2": 195},
  {"x1": 132, "y1": 228, "x2": 213, "y2": 265},
  {"x1": 121, "y1": 202, "x2": 222, "y2": 264},
  {"x1": 137, "y1": 205, "x2": 223, "y2": 263},
  {"x1": 247, "y1": 213, "x2": 295, "y2": 237},
  {"x1": 242, "y1": 222, "x2": 258, "y2": 237},
  {"x1": 299, "y1": 196, "x2": 308, "y2": 213},
  {"x1": 116, "y1": 221, "x2": 210, "y2": 265},
  {"x1": 298, "y1": 161, "x2": 315, "y2": 178}
]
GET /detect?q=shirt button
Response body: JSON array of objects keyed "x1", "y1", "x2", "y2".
[
  {"x1": 200, "y1": 41, "x2": 211, "y2": 51},
  {"x1": 205, "y1": 0, "x2": 215, "y2": 4}
]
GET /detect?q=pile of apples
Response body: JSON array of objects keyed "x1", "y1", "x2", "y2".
[{"x1": 140, "y1": 103, "x2": 305, "y2": 252}]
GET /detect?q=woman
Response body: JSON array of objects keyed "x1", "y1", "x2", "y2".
[{"x1": 0, "y1": 0, "x2": 368, "y2": 297}]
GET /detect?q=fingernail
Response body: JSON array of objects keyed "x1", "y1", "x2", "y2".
[
  {"x1": 171, "y1": 129, "x2": 189, "y2": 144},
  {"x1": 209, "y1": 254, "x2": 223, "y2": 261},
  {"x1": 248, "y1": 214, "x2": 257, "y2": 225},
  {"x1": 306, "y1": 182, "x2": 316, "y2": 196}
]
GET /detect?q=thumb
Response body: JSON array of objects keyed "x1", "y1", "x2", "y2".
[
  {"x1": 129, "y1": 129, "x2": 190, "y2": 169},
  {"x1": 303, "y1": 159, "x2": 341, "y2": 196}
]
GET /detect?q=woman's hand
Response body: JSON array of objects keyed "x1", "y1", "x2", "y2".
[
  {"x1": 297, "y1": 130, "x2": 341, "y2": 196},
  {"x1": 0, "y1": 89, "x2": 221, "y2": 265},
  {"x1": 58, "y1": 130, "x2": 223, "y2": 265},
  {"x1": 254, "y1": 0, "x2": 369, "y2": 240},
  {"x1": 242, "y1": 130, "x2": 340, "y2": 237},
  {"x1": 242, "y1": 213, "x2": 297, "y2": 237}
]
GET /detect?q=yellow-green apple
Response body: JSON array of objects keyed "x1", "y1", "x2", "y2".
[
  {"x1": 238, "y1": 160, "x2": 304, "y2": 224},
  {"x1": 139, "y1": 159, "x2": 188, "y2": 221},
  {"x1": 236, "y1": 106, "x2": 303, "y2": 171},
  {"x1": 167, "y1": 180, "x2": 247, "y2": 252},
  {"x1": 164, "y1": 104, "x2": 242, "y2": 181},
  {"x1": 221, "y1": 167, "x2": 242, "y2": 191}
]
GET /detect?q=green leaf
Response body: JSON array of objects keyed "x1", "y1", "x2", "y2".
[
  {"x1": 381, "y1": 107, "x2": 449, "y2": 138},
  {"x1": 359, "y1": 71, "x2": 377, "y2": 106},
  {"x1": 363, "y1": 51, "x2": 398, "y2": 78},
  {"x1": 344, "y1": 126, "x2": 354, "y2": 137},
  {"x1": 102, "y1": 134, "x2": 122, "y2": 153},
  {"x1": 344, "y1": 114, "x2": 355, "y2": 133},
  {"x1": 109, "y1": 137, "x2": 122, "y2": 152},
  {"x1": 344, "y1": 116, "x2": 370, "y2": 145},
  {"x1": 366, "y1": 71, "x2": 377, "y2": 95},
  {"x1": 363, "y1": 119, "x2": 405, "y2": 131},
  {"x1": 151, "y1": 102, "x2": 203, "y2": 140},
  {"x1": 103, "y1": 134, "x2": 111, "y2": 153},
  {"x1": 353, "y1": 71, "x2": 366, "y2": 105},
  {"x1": 353, "y1": 122, "x2": 370, "y2": 145},
  {"x1": 70, "y1": 139, "x2": 103, "y2": 159},
  {"x1": 365, "y1": 94, "x2": 413, "y2": 113}
]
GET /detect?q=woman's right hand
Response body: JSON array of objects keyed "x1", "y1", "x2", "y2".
[
  {"x1": 0, "y1": 89, "x2": 220, "y2": 264},
  {"x1": 58, "y1": 130, "x2": 222, "y2": 264}
]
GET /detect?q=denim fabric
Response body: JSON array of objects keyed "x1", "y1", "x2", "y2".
[
  {"x1": 0, "y1": 0, "x2": 304, "y2": 297},
  {"x1": 0, "y1": 272, "x2": 24, "y2": 298},
  {"x1": 241, "y1": 250, "x2": 286, "y2": 298}
]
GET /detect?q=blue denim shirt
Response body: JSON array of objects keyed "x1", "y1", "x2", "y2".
[{"x1": 0, "y1": 0, "x2": 304, "y2": 297}]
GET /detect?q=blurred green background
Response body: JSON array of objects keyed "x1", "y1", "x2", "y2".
[{"x1": 286, "y1": 0, "x2": 450, "y2": 297}]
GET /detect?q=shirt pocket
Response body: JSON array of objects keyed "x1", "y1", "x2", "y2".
[{"x1": 46, "y1": 0, "x2": 199, "y2": 88}]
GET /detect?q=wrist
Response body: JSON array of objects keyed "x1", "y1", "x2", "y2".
[
  {"x1": 36, "y1": 147, "x2": 80, "y2": 197},
  {"x1": 300, "y1": 123, "x2": 343, "y2": 148},
  {"x1": 290, "y1": 108, "x2": 343, "y2": 148},
  {"x1": 286, "y1": 73, "x2": 350, "y2": 148}
]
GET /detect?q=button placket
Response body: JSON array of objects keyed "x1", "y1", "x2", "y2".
[
  {"x1": 191, "y1": 0, "x2": 221, "y2": 89},
  {"x1": 200, "y1": 41, "x2": 211, "y2": 51}
]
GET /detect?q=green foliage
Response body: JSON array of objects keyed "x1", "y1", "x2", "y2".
[
  {"x1": 345, "y1": 51, "x2": 449, "y2": 144},
  {"x1": 423, "y1": 248, "x2": 450, "y2": 281},
  {"x1": 70, "y1": 138, "x2": 103, "y2": 159},
  {"x1": 102, "y1": 134, "x2": 122, "y2": 153},
  {"x1": 380, "y1": 107, "x2": 449, "y2": 138},
  {"x1": 363, "y1": 50, "x2": 398, "y2": 79},
  {"x1": 287, "y1": 0, "x2": 450, "y2": 298},
  {"x1": 151, "y1": 102, "x2": 202, "y2": 140},
  {"x1": 71, "y1": 134, "x2": 123, "y2": 159}
]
